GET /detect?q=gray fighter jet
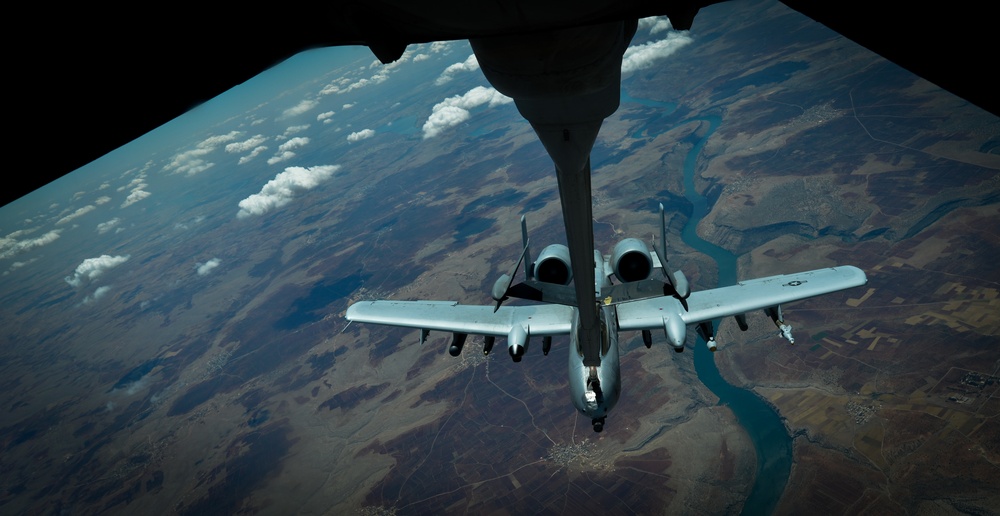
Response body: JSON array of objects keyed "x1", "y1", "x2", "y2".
[{"x1": 347, "y1": 205, "x2": 867, "y2": 432}]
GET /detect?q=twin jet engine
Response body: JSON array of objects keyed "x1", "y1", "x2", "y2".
[
  {"x1": 531, "y1": 244, "x2": 572, "y2": 285},
  {"x1": 530, "y1": 239, "x2": 655, "y2": 286},
  {"x1": 609, "y1": 238, "x2": 653, "y2": 283}
]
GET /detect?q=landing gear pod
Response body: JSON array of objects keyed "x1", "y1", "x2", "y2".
[
  {"x1": 663, "y1": 315, "x2": 686, "y2": 352},
  {"x1": 483, "y1": 336, "x2": 495, "y2": 356},
  {"x1": 542, "y1": 336, "x2": 552, "y2": 355},
  {"x1": 642, "y1": 329, "x2": 652, "y2": 349}
]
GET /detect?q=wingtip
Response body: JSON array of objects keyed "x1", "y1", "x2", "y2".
[{"x1": 841, "y1": 265, "x2": 869, "y2": 286}]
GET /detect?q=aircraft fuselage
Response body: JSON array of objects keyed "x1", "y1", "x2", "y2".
[
  {"x1": 566, "y1": 250, "x2": 621, "y2": 431},
  {"x1": 567, "y1": 303, "x2": 621, "y2": 432}
]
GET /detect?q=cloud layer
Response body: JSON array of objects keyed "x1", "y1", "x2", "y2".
[
  {"x1": 267, "y1": 137, "x2": 311, "y2": 165},
  {"x1": 163, "y1": 131, "x2": 241, "y2": 176},
  {"x1": 65, "y1": 254, "x2": 130, "y2": 287},
  {"x1": 237, "y1": 165, "x2": 340, "y2": 218},
  {"x1": 0, "y1": 229, "x2": 62, "y2": 259},
  {"x1": 226, "y1": 135, "x2": 267, "y2": 154},
  {"x1": 347, "y1": 129, "x2": 375, "y2": 142},
  {"x1": 196, "y1": 258, "x2": 221, "y2": 276},
  {"x1": 621, "y1": 31, "x2": 693, "y2": 74},
  {"x1": 281, "y1": 99, "x2": 319, "y2": 119},
  {"x1": 56, "y1": 205, "x2": 96, "y2": 225},
  {"x1": 435, "y1": 54, "x2": 480, "y2": 85},
  {"x1": 422, "y1": 86, "x2": 513, "y2": 139}
]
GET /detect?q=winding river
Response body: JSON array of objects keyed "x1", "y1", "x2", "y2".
[{"x1": 623, "y1": 92, "x2": 792, "y2": 515}]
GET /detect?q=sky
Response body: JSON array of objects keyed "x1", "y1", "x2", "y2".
[{"x1": 0, "y1": 17, "x2": 694, "y2": 294}]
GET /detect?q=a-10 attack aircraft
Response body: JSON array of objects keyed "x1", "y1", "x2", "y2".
[{"x1": 346, "y1": 204, "x2": 868, "y2": 432}]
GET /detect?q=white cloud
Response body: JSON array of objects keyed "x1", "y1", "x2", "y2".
[
  {"x1": 342, "y1": 103, "x2": 355, "y2": 110},
  {"x1": 279, "y1": 137, "x2": 310, "y2": 151},
  {"x1": 281, "y1": 99, "x2": 319, "y2": 118},
  {"x1": 267, "y1": 152, "x2": 295, "y2": 165},
  {"x1": 267, "y1": 137, "x2": 310, "y2": 165},
  {"x1": 317, "y1": 111, "x2": 335, "y2": 122},
  {"x1": 422, "y1": 86, "x2": 513, "y2": 139},
  {"x1": 84, "y1": 285, "x2": 112, "y2": 304},
  {"x1": 4, "y1": 259, "x2": 36, "y2": 275},
  {"x1": 96, "y1": 218, "x2": 120, "y2": 234},
  {"x1": 435, "y1": 54, "x2": 480, "y2": 85},
  {"x1": 0, "y1": 229, "x2": 62, "y2": 259},
  {"x1": 121, "y1": 189, "x2": 151, "y2": 208},
  {"x1": 319, "y1": 83, "x2": 342, "y2": 95},
  {"x1": 283, "y1": 124, "x2": 310, "y2": 136},
  {"x1": 163, "y1": 131, "x2": 241, "y2": 176},
  {"x1": 238, "y1": 146, "x2": 268, "y2": 165},
  {"x1": 347, "y1": 129, "x2": 375, "y2": 142},
  {"x1": 94, "y1": 196, "x2": 112, "y2": 205},
  {"x1": 65, "y1": 254, "x2": 130, "y2": 287},
  {"x1": 200, "y1": 131, "x2": 241, "y2": 147},
  {"x1": 227, "y1": 135, "x2": 269, "y2": 164},
  {"x1": 429, "y1": 41, "x2": 452, "y2": 54},
  {"x1": 172, "y1": 215, "x2": 205, "y2": 231},
  {"x1": 237, "y1": 165, "x2": 340, "y2": 218},
  {"x1": 118, "y1": 176, "x2": 147, "y2": 192},
  {"x1": 341, "y1": 78, "x2": 371, "y2": 93},
  {"x1": 319, "y1": 50, "x2": 413, "y2": 96},
  {"x1": 638, "y1": 16, "x2": 674, "y2": 34},
  {"x1": 412, "y1": 53, "x2": 430, "y2": 62},
  {"x1": 56, "y1": 205, "x2": 96, "y2": 225},
  {"x1": 225, "y1": 134, "x2": 268, "y2": 153},
  {"x1": 621, "y1": 31, "x2": 693, "y2": 74},
  {"x1": 196, "y1": 258, "x2": 221, "y2": 276},
  {"x1": 3, "y1": 229, "x2": 28, "y2": 239}
]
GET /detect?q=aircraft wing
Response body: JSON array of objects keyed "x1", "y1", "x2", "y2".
[
  {"x1": 616, "y1": 265, "x2": 867, "y2": 330},
  {"x1": 346, "y1": 300, "x2": 575, "y2": 336}
]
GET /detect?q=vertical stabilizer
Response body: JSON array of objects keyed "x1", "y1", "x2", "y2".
[
  {"x1": 659, "y1": 203, "x2": 669, "y2": 268},
  {"x1": 521, "y1": 215, "x2": 533, "y2": 281},
  {"x1": 657, "y1": 203, "x2": 690, "y2": 301}
]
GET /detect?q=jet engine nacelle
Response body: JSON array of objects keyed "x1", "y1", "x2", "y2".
[
  {"x1": 533, "y1": 244, "x2": 572, "y2": 285},
  {"x1": 611, "y1": 238, "x2": 653, "y2": 283}
]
